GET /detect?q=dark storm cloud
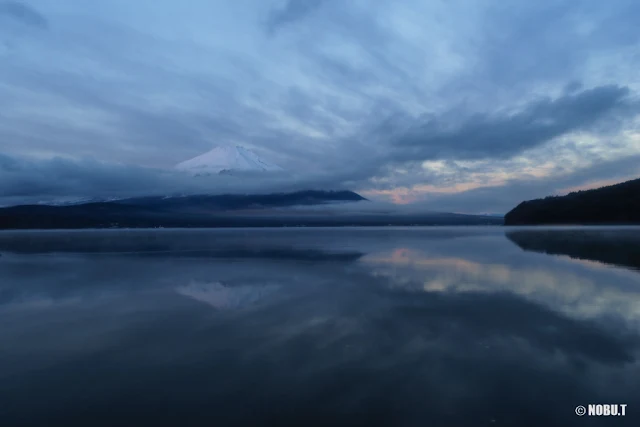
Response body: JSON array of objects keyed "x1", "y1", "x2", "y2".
[
  {"x1": 265, "y1": 0, "x2": 328, "y2": 34},
  {"x1": 0, "y1": 1, "x2": 47, "y2": 28},
  {"x1": 393, "y1": 85, "x2": 634, "y2": 162}
]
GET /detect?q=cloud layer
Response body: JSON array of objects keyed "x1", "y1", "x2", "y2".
[{"x1": 0, "y1": 1, "x2": 47, "y2": 28}]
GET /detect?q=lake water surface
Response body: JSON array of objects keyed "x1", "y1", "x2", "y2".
[{"x1": 1, "y1": 227, "x2": 639, "y2": 426}]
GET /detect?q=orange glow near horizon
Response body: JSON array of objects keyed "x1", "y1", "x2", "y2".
[
  {"x1": 361, "y1": 188, "x2": 418, "y2": 204},
  {"x1": 361, "y1": 180, "x2": 506, "y2": 205}
]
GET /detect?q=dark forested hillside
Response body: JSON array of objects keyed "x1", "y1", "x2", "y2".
[
  {"x1": 118, "y1": 190, "x2": 366, "y2": 211},
  {"x1": 505, "y1": 178, "x2": 640, "y2": 225}
]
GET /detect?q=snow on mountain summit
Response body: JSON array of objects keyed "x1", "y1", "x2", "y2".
[{"x1": 176, "y1": 145, "x2": 284, "y2": 176}]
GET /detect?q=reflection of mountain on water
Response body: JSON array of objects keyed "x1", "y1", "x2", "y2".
[
  {"x1": 506, "y1": 229, "x2": 640, "y2": 271},
  {"x1": 176, "y1": 281, "x2": 282, "y2": 310},
  {"x1": 137, "y1": 247, "x2": 364, "y2": 262},
  {"x1": 0, "y1": 231, "x2": 362, "y2": 262}
]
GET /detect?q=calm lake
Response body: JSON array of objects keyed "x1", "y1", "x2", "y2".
[{"x1": 1, "y1": 227, "x2": 639, "y2": 426}]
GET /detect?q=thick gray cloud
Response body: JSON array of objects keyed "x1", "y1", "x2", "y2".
[
  {"x1": 0, "y1": 153, "x2": 357, "y2": 206},
  {"x1": 265, "y1": 0, "x2": 328, "y2": 35},
  {"x1": 394, "y1": 85, "x2": 634, "y2": 161},
  {"x1": 0, "y1": 1, "x2": 48, "y2": 28}
]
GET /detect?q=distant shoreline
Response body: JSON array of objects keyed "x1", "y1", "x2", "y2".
[{"x1": 0, "y1": 221, "x2": 505, "y2": 231}]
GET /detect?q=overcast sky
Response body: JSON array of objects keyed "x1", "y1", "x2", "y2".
[{"x1": 2, "y1": 0, "x2": 640, "y2": 212}]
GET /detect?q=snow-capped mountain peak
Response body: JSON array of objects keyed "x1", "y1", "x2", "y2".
[{"x1": 176, "y1": 145, "x2": 284, "y2": 176}]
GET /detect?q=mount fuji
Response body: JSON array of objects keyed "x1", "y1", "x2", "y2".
[
  {"x1": 176, "y1": 145, "x2": 284, "y2": 176},
  {"x1": 0, "y1": 148, "x2": 506, "y2": 229}
]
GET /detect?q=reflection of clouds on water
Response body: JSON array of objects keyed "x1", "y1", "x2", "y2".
[
  {"x1": 363, "y1": 248, "x2": 640, "y2": 325},
  {"x1": 176, "y1": 281, "x2": 281, "y2": 310}
]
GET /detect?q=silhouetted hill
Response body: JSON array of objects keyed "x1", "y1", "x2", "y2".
[
  {"x1": 118, "y1": 190, "x2": 366, "y2": 211},
  {"x1": 505, "y1": 178, "x2": 640, "y2": 225}
]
